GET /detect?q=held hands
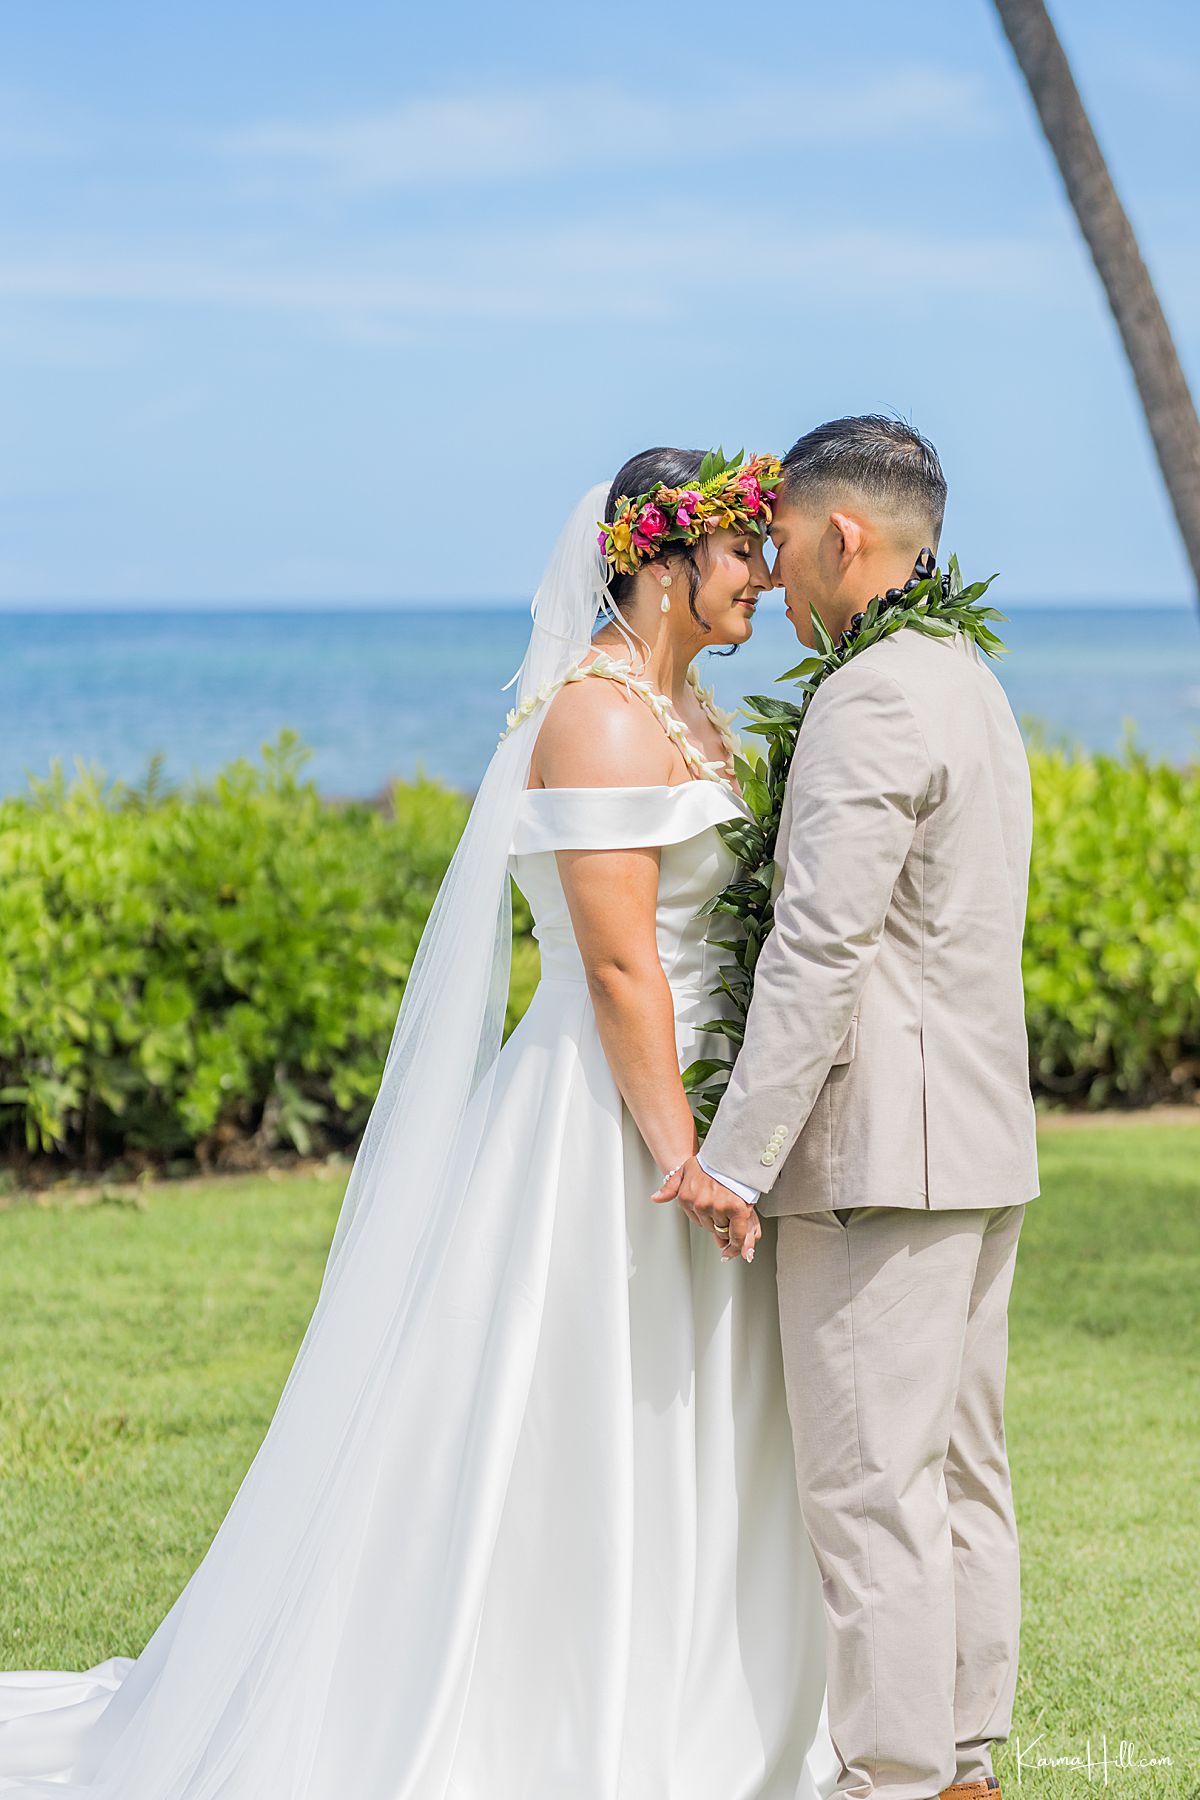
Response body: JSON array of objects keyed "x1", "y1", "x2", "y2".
[{"x1": 650, "y1": 1156, "x2": 761, "y2": 1263}]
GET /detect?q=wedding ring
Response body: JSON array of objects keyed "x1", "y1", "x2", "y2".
[{"x1": 714, "y1": 1223, "x2": 731, "y2": 1239}]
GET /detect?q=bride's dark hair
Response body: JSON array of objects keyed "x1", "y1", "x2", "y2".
[{"x1": 604, "y1": 445, "x2": 712, "y2": 633}]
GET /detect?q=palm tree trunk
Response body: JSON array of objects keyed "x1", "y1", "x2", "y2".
[{"x1": 992, "y1": 0, "x2": 1200, "y2": 599}]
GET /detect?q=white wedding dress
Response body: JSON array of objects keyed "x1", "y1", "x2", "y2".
[{"x1": 0, "y1": 560, "x2": 837, "y2": 1797}]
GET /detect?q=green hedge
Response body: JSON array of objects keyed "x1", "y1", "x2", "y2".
[
  {"x1": 1024, "y1": 734, "x2": 1199, "y2": 1108},
  {"x1": 0, "y1": 733, "x2": 536, "y2": 1172},
  {"x1": 0, "y1": 731, "x2": 1195, "y2": 1172}
]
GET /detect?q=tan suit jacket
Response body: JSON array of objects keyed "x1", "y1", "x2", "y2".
[{"x1": 702, "y1": 626, "x2": 1040, "y2": 1215}]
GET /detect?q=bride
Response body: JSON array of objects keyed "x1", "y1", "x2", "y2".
[{"x1": 0, "y1": 449, "x2": 837, "y2": 1799}]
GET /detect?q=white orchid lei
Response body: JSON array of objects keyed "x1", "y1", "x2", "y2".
[{"x1": 500, "y1": 650, "x2": 740, "y2": 785}]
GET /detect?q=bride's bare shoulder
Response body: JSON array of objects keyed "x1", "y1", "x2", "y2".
[{"x1": 531, "y1": 661, "x2": 676, "y2": 790}]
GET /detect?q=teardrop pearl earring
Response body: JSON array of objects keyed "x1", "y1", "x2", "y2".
[{"x1": 660, "y1": 574, "x2": 672, "y2": 614}]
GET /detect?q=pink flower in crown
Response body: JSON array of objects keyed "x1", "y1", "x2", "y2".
[
  {"x1": 675, "y1": 490, "x2": 702, "y2": 529},
  {"x1": 738, "y1": 475, "x2": 762, "y2": 512},
  {"x1": 631, "y1": 505, "x2": 669, "y2": 552}
]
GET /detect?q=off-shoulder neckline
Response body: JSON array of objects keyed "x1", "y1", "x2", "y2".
[
  {"x1": 509, "y1": 777, "x2": 749, "y2": 857},
  {"x1": 522, "y1": 782, "x2": 732, "y2": 797}
]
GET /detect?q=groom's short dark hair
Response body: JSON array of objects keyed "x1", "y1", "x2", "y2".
[{"x1": 780, "y1": 415, "x2": 947, "y2": 543}]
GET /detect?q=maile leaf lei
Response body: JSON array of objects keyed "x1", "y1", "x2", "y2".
[{"x1": 681, "y1": 554, "x2": 1007, "y2": 1137}]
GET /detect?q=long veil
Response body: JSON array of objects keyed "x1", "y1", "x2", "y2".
[
  {"x1": 317, "y1": 481, "x2": 622, "y2": 1291},
  {"x1": 0, "y1": 484, "x2": 632, "y2": 1798}
]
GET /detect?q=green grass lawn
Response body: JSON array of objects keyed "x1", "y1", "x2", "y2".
[{"x1": 1, "y1": 1125, "x2": 1196, "y2": 1793}]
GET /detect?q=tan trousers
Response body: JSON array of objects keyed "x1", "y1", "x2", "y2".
[{"x1": 776, "y1": 1203, "x2": 1026, "y2": 1800}]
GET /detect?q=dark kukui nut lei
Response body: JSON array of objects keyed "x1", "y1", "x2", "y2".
[
  {"x1": 840, "y1": 547, "x2": 951, "y2": 650},
  {"x1": 680, "y1": 550, "x2": 1009, "y2": 1138}
]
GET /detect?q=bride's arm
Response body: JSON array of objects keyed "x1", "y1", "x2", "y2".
[
  {"x1": 532, "y1": 680, "x2": 697, "y2": 1178},
  {"x1": 558, "y1": 841, "x2": 698, "y2": 1177}
]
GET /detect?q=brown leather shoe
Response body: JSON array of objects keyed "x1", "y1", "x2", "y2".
[{"x1": 940, "y1": 1780, "x2": 1001, "y2": 1800}]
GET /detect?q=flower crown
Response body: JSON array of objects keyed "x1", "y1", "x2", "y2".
[{"x1": 597, "y1": 447, "x2": 782, "y2": 578}]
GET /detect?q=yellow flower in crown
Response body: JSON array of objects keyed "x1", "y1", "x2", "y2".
[{"x1": 597, "y1": 447, "x2": 782, "y2": 578}]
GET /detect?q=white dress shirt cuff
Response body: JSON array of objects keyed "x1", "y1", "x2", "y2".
[{"x1": 696, "y1": 1153, "x2": 760, "y2": 1207}]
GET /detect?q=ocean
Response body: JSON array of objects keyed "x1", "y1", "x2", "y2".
[{"x1": 2, "y1": 603, "x2": 1197, "y2": 800}]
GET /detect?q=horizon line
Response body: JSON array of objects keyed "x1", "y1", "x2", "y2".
[{"x1": 0, "y1": 594, "x2": 1195, "y2": 614}]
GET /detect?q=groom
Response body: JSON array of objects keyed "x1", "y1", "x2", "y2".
[{"x1": 654, "y1": 416, "x2": 1038, "y2": 1800}]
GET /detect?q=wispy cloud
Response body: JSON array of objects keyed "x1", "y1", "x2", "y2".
[
  {"x1": 219, "y1": 70, "x2": 994, "y2": 192},
  {"x1": 0, "y1": 231, "x2": 654, "y2": 325},
  {"x1": 12, "y1": 57, "x2": 1189, "y2": 348},
  {"x1": 0, "y1": 220, "x2": 1094, "y2": 342}
]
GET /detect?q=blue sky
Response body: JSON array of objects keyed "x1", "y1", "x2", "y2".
[{"x1": 2, "y1": 0, "x2": 1198, "y2": 605}]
